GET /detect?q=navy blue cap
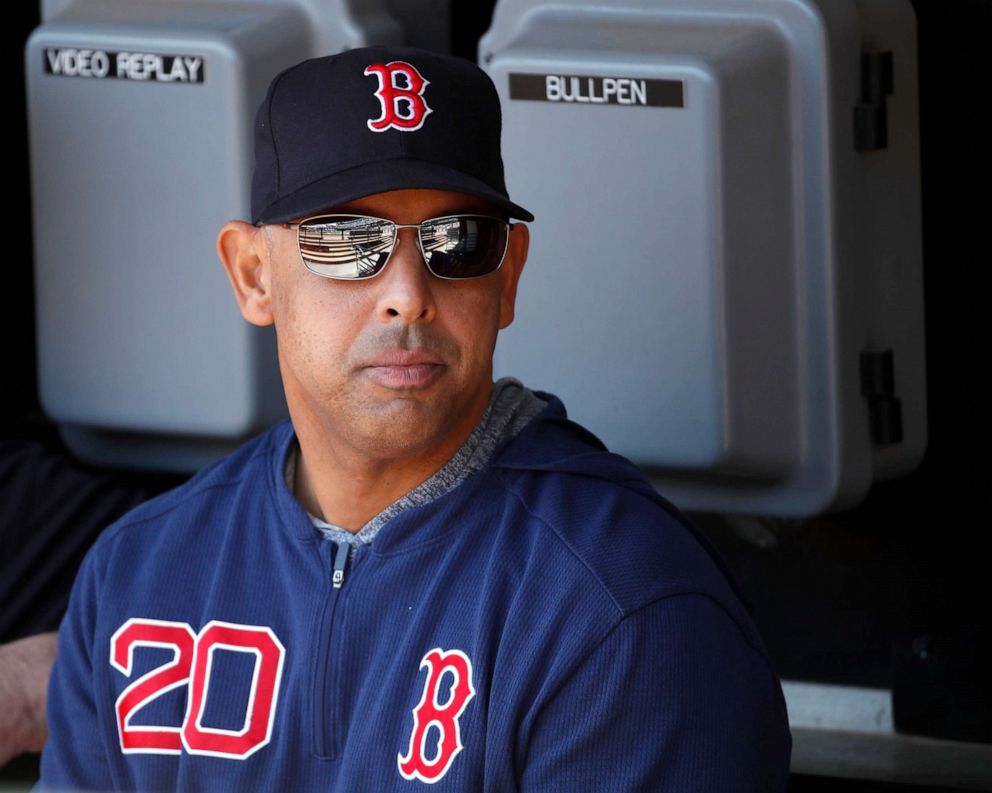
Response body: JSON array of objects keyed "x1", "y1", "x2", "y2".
[{"x1": 251, "y1": 47, "x2": 533, "y2": 224}]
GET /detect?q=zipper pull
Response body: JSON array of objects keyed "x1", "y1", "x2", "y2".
[{"x1": 332, "y1": 543, "x2": 350, "y2": 589}]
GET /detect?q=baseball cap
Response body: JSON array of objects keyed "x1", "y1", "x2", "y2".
[{"x1": 251, "y1": 46, "x2": 533, "y2": 224}]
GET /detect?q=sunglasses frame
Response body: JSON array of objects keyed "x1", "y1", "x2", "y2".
[{"x1": 280, "y1": 213, "x2": 512, "y2": 282}]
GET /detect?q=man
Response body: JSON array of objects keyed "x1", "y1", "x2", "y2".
[{"x1": 41, "y1": 47, "x2": 791, "y2": 790}]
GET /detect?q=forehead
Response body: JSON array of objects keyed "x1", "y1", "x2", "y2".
[{"x1": 318, "y1": 188, "x2": 500, "y2": 223}]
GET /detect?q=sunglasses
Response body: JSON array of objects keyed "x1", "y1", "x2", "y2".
[{"x1": 281, "y1": 214, "x2": 511, "y2": 281}]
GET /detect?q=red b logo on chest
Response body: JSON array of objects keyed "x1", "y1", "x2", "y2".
[
  {"x1": 365, "y1": 61, "x2": 433, "y2": 132},
  {"x1": 398, "y1": 647, "x2": 475, "y2": 783}
]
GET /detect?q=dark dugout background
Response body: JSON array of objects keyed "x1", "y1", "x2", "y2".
[{"x1": 4, "y1": 1, "x2": 989, "y2": 788}]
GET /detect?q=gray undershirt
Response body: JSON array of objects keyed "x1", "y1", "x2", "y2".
[{"x1": 284, "y1": 378, "x2": 547, "y2": 547}]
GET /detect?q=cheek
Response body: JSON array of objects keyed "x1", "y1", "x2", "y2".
[
  {"x1": 272, "y1": 278, "x2": 366, "y2": 377},
  {"x1": 439, "y1": 285, "x2": 503, "y2": 362}
]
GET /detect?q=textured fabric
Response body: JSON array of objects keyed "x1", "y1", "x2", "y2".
[
  {"x1": 40, "y1": 393, "x2": 791, "y2": 791},
  {"x1": 293, "y1": 378, "x2": 546, "y2": 546}
]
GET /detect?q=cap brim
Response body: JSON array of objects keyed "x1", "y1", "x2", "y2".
[{"x1": 254, "y1": 158, "x2": 534, "y2": 224}]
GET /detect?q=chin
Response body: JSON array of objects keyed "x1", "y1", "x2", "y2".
[{"x1": 375, "y1": 394, "x2": 485, "y2": 454}]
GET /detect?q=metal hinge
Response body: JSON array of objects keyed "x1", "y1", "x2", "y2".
[
  {"x1": 854, "y1": 51, "x2": 894, "y2": 150},
  {"x1": 860, "y1": 348, "x2": 903, "y2": 445}
]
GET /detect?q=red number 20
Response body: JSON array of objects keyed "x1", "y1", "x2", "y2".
[{"x1": 111, "y1": 618, "x2": 285, "y2": 760}]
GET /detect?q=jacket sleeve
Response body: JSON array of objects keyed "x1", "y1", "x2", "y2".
[
  {"x1": 518, "y1": 593, "x2": 792, "y2": 792},
  {"x1": 39, "y1": 548, "x2": 116, "y2": 791}
]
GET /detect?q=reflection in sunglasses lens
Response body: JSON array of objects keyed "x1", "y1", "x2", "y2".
[
  {"x1": 423, "y1": 218, "x2": 506, "y2": 279},
  {"x1": 299, "y1": 217, "x2": 393, "y2": 278}
]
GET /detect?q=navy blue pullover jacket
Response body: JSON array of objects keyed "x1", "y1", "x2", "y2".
[{"x1": 41, "y1": 395, "x2": 791, "y2": 791}]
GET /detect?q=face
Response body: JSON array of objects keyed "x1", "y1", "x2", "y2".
[{"x1": 223, "y1": 188, "x2": 528, "y2": 467}]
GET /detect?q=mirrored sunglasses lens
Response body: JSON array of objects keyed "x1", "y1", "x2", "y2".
[
  {"x1": 298, "y1": 217, "x2": 394, "y2": 279},
  {"x1": 421, "y1": 217, "x2": 508, "y2": 279}
]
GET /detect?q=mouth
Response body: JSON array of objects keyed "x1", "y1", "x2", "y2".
[{"x1": 361, "y1": 351, "x2": 446, "y2": 390}]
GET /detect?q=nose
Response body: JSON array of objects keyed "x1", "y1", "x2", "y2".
[{"x1": 375, "y1": 228, "x2": 436, "y2": 323}]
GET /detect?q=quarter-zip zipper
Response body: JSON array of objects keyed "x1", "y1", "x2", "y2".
[
  {"x1": 332, "y1": 542, "x2": 350, "y2": 589},
  {"x1": 312, "y1": 540, "x2": 354, "y2": 759}
]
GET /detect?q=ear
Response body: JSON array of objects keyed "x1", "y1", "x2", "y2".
[
  {"x1": 217, "y1": 221, "x2": 274, "y2": 327},
  {"x1": 497, "y1": 223, "x2": 529, "y2": 330}
]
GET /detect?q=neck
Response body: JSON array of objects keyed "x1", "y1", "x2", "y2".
[
  {"x1": 290, "y1": 387, "x2": 491, "y2": 532},
  {"x1": 293, "y1": 440, "x2": 453, "y2": 531}
]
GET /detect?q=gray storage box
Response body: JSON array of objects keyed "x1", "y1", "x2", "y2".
[
  {"x1": 26, "y1": 0, "x2": 401, "y2": 470},
  {"x1": 484, "y1": 0, "x2": 926, "y2": 515}
]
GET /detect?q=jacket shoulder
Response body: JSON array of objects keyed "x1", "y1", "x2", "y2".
[
  {"x1": 493, "y1": 400, "x2": 759, "y2": 647},
  {"x1": 92, "y1": 421, "x2": 293, "y2": 549}
]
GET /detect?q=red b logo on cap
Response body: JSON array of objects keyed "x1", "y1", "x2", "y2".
[{"x1": 365, "y1": 61, "x2": 433, "y2": 132}]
